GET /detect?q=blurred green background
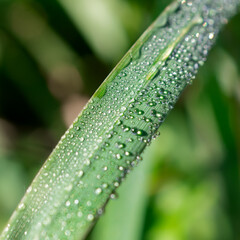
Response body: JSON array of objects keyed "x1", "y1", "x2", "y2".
[{"x1": 0, "y1": 0, "x2": 239, "y2": 239}]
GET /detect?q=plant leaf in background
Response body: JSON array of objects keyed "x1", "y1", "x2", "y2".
[{"x1": 0, "y1": 0, "x2": 240, "y2": 240}]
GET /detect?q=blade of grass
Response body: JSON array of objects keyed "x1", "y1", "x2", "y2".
[
  {"x1": 90, "y1": 148, "x2": 151, "y2": 240},
  {"x1": 36, "y1": 0, "x2": 93, "y2": 56},
  {"x1": 0, "y1": 29, "x2": 61, "y2": 126},
  {"x1": 0, "y1": 0, "x2": 239, "y2": 239}
]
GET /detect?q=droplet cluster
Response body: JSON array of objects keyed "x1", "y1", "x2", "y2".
[{"x1": 1, "y1": 0, "x2": 239, "y2": 239}]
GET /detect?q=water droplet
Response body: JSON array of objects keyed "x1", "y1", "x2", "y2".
[
  {"x1": 116, "y1": 120, "x2": 122, "y2": 126},
  {"x1": 79, "y1": 137, "x2": 85, "y2": 142},
  {"x1": 87, "y1": 214, "x2": 94, "y2": 221},
  {"x1": 131, "y1": 128, "x2": 147, "y2": 136},
  {"x1": 84, "y1": 159, "x2": 91, "y2": 166},
  {"x1": 18, "y1": 203, "x2": 25, "y2": 210},
  {"x1": 124, "y1": 151, "x2": 132, "y2": 156},
  {"x1": 97, "y1": 208, "x2": 103, "y2": 215},
  {"x1": 118, "y1": 166, "x2": 124, "y2": 171},
  {"x1": 134, "y1": 109, "x2": 144, "y2": 115},
  {"x1": 208, "y1": 32, "x2": 214, "y2": 39},
  {"x1": 116, "y1": 153, "x2": 122, "y2": 159},
  {"x1": 110, "y1": 193, "x2": 117, "y2": 199},
  {"x1": 65, "y1": 230, "x2": 71, "y2": 236},
  {"x1": 115, "y1": 142, "x2": 126, "y2": 149},
  {"x1": 122, "y1": 126, "x2": 130, "y2": 132},
  {"x1": 26, "y1": 186, "x2": 32, "y2": 193},
  {"x1": 103, "y1": 166, "x2": 108, "y2": 171},
  {"x1": 77, "y1": 170, "x2": 84, "y2": 177},
  {"x1": 147, "y1": 101, "x2": 157, "y2": 107},
  {"x1": 95, "y1": 188, "x2": 102, "y2": 195},
  {"x1": 102, "y1": 183, "x2": 108, "y2": 188},
  {"x1": 107, "y1": 133, "x2": 113, "y2": 139},
  {"x1": 114, "y1": 182, "x2": 120, "y2": 187}
]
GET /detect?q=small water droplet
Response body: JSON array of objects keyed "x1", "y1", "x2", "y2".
[
  {"x1": 97, "y1": 208, "x2": 103, "y2": 215},
  {"x1": 115, "y1": 142, "x2": 126, "y2": 149},
  {"x1": 131, "y1": 128, "x2": 147, "y2": 136},
  {"x1": 122, "y1": 126, "x2": 130, "y2": 132},
  {"x1": 18, "y1": 203, "x2": 25, "y2": 210},
  {"x1": 114, "y1": 182, "x2": 120, "y2": 187},
  {"x1": 102, "y1": 183, "x2": 108, "y2": 188},
  {"x1": 26, "y1": 186, "x2": 32, "y2": 193},
  {"x1": 134, "y1": 109, "x2": 144, "y2": 115},
  {"x1": 118, "y1": 166, "x2": 124, "y2": 171},
  {"x1": 95, "y1": 188, "x2": 102, "y2": 195},
  {"x1": 103, "y1": 166, "x2": 108, "y2": 171},
  {"x1": 116, "y1": 153, "x2": 122, "y2": 159},
  {"x1": 84, "y1": 159, "x2": 91, "y2": 166},
  {"x1": 208, "y1": 32, "x2": 215, "y2": 39},
  {"x1": 77, "y1": 170, "x2": 84, "y2": 177},
  {"x1": 110, "y1": 193, "x2": 117, "y2": 199},
  {"x1": 65, "y1": 230, "x2": 71, "y2": 236},
  {"x1": 87, "y1": 214, "x2": 94, "y2": 221}
]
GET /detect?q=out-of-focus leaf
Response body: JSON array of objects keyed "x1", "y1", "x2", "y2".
[
  {"x1": 90, "y1": 148, "x2": 151, "y2": 240},
  {"x1": 58, "y1": 0, "x2": 130, "y2": 63}
]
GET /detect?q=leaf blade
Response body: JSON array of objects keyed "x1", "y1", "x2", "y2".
[{"x1": 1, "y1": 0, "x2": 239, "y2": 239}]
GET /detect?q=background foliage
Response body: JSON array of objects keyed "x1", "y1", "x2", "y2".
[{"x1": 0, "y1": 0, "x2": 239, "y2": 239}]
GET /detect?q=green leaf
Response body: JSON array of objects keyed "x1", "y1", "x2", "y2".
[
  {"x1": 91, "y1": 148, "x2": 151, "y2": 240},
  {"x1": 0, "y1": 0, "x2": 239, "y2": 239}
]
